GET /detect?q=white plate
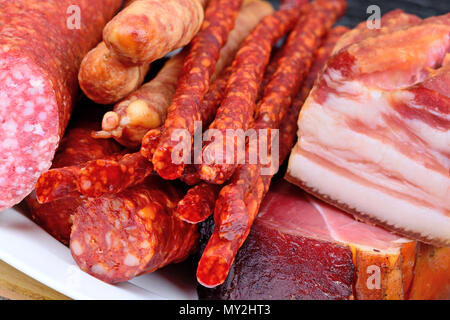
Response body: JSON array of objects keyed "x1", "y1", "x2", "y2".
[{"x1": 0, "y1": 204, "x2": 199, "y2": 300}]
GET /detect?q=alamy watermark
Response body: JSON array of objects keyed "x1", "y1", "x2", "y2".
[
  {"x1": 366, "y1": 265, "x2": 381, "y2": 290},
  {"x1": 169, "y1": 121, "x2": 280, "y2": 176},
  {"x1": 66, "y1": 5, "x2": 81, "y2": 30},
  {"x1": 367, "y1": 5, "x2": 381, "y2": 30}
]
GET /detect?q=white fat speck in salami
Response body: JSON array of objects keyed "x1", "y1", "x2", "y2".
[{"x1": 0, "y1": 57, "x2": 58, "y2": 210}]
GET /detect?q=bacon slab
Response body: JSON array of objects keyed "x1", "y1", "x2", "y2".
[{"x1": 286, "y1": 11, "x2": 450, "y2": 246}]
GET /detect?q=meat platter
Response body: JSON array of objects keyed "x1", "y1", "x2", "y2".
[{"x1": 0, "y1": 0, "x2": 448, "y2": 300}]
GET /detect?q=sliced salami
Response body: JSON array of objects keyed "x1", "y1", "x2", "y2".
[{"x1": 0, "y1": 0, "x2": 122, "y2": 211}]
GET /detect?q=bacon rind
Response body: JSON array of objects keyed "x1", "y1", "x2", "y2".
[{"x1": 151, "y1": 0, "x2": 244, "y2": 180}]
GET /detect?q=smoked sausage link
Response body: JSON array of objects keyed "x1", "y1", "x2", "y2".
[{"x1": 0, "y1": 0, "x2": 122, "y2": 211}]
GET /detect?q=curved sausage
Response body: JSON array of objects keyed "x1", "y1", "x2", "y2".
[
  {"x1": 103, "y1": 0, "x2": 206, "y2": 64},
  {"x1": 27, "y1": 112, "x2": 122, "y2": 244}
]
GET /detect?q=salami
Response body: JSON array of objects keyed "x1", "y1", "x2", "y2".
[
  {"x1": 27, "y1": 110, "x2": 122, "y2": 244},
  {"x1": 197, "y1": 5, "x2": 303, "y2": 184},
  {"x1": 197, "y1": 24, "x2": 349, "y2": 287},
  {"x1": 0, "y1": 0, "x2": 122, "y2": 211},
  {"x1": 152, "y1": 0, "x2": 244, "y2": 180},
  {"x1": 70, "y1": 176, "x2": 199, "y2": 284}
]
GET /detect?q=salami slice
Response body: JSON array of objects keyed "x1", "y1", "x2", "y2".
[
  {"x1": 0, "y1": 0, "x2": 122, "y2": 211},
  {"x1": 70, "y1": 176, "x2": 199, "y2": 283}
]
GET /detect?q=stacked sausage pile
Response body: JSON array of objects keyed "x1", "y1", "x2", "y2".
[{"x1": 31, "y1": 0, "x2": 348, "y2": 286}]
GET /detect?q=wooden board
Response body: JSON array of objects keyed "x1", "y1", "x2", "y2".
[{"x1": 0, "y1": 260, "x2": 69, "y2": 300}]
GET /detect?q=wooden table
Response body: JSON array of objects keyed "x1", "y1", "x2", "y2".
[{"x1": 0, "y1": 260, "x2": 69, "y2": 300}]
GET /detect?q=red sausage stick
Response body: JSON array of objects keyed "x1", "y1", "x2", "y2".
[
  {"x1": 175, "y1": 183, "x2": 221, "y2": 224},
  {"x1": 197, "y1": 23, "x2": 350, "y2": 288},
  {"x1": 196, "y1": 5, "x2": 305, "y2": 184},
  {"x1": 151, "y1": 0, "x2": 244, "y2": 180}
]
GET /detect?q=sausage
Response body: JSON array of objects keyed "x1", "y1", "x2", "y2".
[
  {"x1": 103, "y1": 0, "x2": 206, "y2": 65},
  {"x1": 197, "y1": 6, "x2": 303, "y2": 185},
  {"x1": 38, "y1": 62, "x2": 234, "y2": 203},
  {"x1": 152, "y1": 0, "x2": 244, "y2": 180},
  {"x1": 0, "y1": 0, "x2": 123, "y2": 211},
  {"x1": 175, "y1": 183, "x2": 221, "y2": 224},
  {"x1": 98, "y1": 0, "x2": 273, "y2": 148},
  {"x1": 52, "y1": 7, "x2": 258, "y2": 202},
  {"x1": 41, "y1": 61, "x2": 236, "y2": 202},
  {"x1": 70, "y1": 176, "x2": 199, "y2": 284},
  {"x1": 196, "y1": 175, "x2": 265, "y2": 288},
  {"x1": 93, "y1": 52, "x2": 186, "y2": 147},
  {"x1": 27, "y1": 112, "x2": 123, "y2": 244},
  {"x1": 78, "y1": 42, "x2": 151, "y2": 105},
  {"x1": 211, "y1": 0, "x2": 274, "y2": 81},
  {"x1": 78, "y1": 152, "x2": 153, "y2": 197},
  {"x1": 196, "y1": 23, "x2": 349, "y2": 288}
]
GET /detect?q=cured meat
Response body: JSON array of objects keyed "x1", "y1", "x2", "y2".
[
  {"x1": 77, "y1": 152, "x2": 152, "y2": 198},
  {"x1": 70, "y1": 176, "x2": 199, "y2": 284},
  {"x1": 98, "y1": 0, "x2": 274, "y2": 148},
  {"x1": 103, "y1": 0, "x2": 206, "y2": 64},
  {"x1": 94, "y1": 52, "x2": 186, "y2": 147},
  {"x1": 78, "y1": 42, "x2": 151, "y2": 105},
  {"x1": 38, "y1": 55, "x2": 237, "y2": 202},
  {"x1": 286, "y1": 11, "x2": 450, "y2": 246},
  {"x1": 197, "y1": 4, "x2": 303, "y2": 184},
  {"x1": 199, "y1": 179, "x2": 450, "y2": 300},
  {"x1": 176, "y1": 183, "x2": 221, "y2": 224},
  {"x1": 152, "y1": 0, "x2": 244, "y2": 180},
  {"x1": 26, "y1": 110, "x2": 122, "y2": 244},
  {"x1": 408, "y1": 244, "x2": 450, "y2": 300},
  {"x1": 197, "y1": 10, "x2": 348, "y2": 287},
  {"x1": 0, "y1": 0, "x2": 122, "y2": 211}
]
